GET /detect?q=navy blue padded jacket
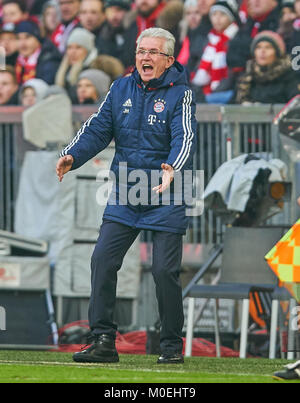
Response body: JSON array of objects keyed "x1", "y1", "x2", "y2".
[{"x1": 61, "y1": 61, "x2": 197, "y2": 234}]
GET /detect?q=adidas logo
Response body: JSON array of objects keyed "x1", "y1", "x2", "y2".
[{"x1": 123, "y1": 99, "x2": 132, "y2": 107}]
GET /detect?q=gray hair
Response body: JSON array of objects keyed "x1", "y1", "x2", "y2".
[{"x1": 136, "y1": 28, "x2": 176, "y2": 57}]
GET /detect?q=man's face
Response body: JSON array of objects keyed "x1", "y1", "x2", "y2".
[
  {"x1": 44, "y1": 6, "x2": 60, "y2": 32},
  {"x1": 197, "y1": 0, "x2": 215, "y2": 16},
  {"x1": 59, "y1": 0, "x2": 81, "y2": 22},
  {"x1": 247, "y1": 0, "x2": 277, "y2": 18},
  {"x1": 135, "y1": 0, "x2": 160, "y2": 17},
  {"x1": 105, "y1": 6, "x2": 127, "y2": 28},
  {"x1": 79, "y1": 0, "x2": 105, "y2": 31},
  {"x1": 0, "y1": 32, "x2": 18, "y2": 56},
  {"x1": 17, "y1": 33, "x2": 41, "y2": 58},
  {"x1": 3, "y1": 3, "x2": 27, "y2": 24},
  {"x1": 0, "y1": 72, "x2": 18, "y2": 105},
  {"x1": 136, "y1": 37, "x2": 175, "y2": 84},
  {"x1": 185, "y1": 5, "x2": 202, "y2": 30}
]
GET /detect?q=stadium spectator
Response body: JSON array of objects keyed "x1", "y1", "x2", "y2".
[
  {"x1": 177, "y1": 0, "x2": 216, "y2": 75},
  {"x1": 0, "y1": 22, "x2": 18, "y2": 66},
  {"x1": 15, "y1": 20, "x2": 62, "y2": 85},
  {"x1": 285, "y1": 0, "x2": 300, "y2": 57},
  {"x1": 55, "y1": 27, "x2": 98, "y2": 102},
  {"x1": 19, "y1": 78, "x2": 49, "y2": 107},
  {"x1": 2, "y1": 0, "x2": 29, "y2": 24},
  {"x1": 196, "y1": 0, "x2": 216, "y2": 34},
  {"x1": 227, "y1": 0, "x2": 281, "y2": 72},
  {"x1": 76, "y1": 68, "x2": 111, "y2": 104},
  {"x1": 27, "y1": 0, "x2": 49, "y2": 17},
  {"x1": 79, "y1": 0, "x2": 106, "y2": 49},
  {"x1": 192, "y1": 0, "x2": 239, "y2": 103},
  {"x1": 278, "y1": 0, "x2": 297, "y2": 52},
  {"x1": 0, "y1": 66, "x2": 19, "y2": 105},
  {"x1": 121, "y1": 0, "x2": 184, "y2": 68},
  {"x1": 51, "y1": 0, "x2": 81, "y2": 54},
  {"x1": 236, "y1": 31, "x2": 300, "y2": 104},
  {"x1": 96, "y1": 0, "x2": 131, "y2": 62},
  {"x1": 295, "y1": 0, "x2": 300, "y2": 16},
  {"x1": 281, "y1": 0, "x2": 297, "y2": 23},
  {"x1": 90, "y1": 53, "x2": 125, "y2": 81},
  {"x1": 41, "y1": 1, "x2": 61, "y2": 39},
  {"x1": 177, "y1": 0, "x2": 208, "y2": 73}
]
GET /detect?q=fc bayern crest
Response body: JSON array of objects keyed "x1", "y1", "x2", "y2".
[{"x1": 154, "y1": 99, "x2": 166, "y2": 113}]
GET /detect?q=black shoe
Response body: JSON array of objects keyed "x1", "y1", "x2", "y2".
[
  {"x1": 73, "y1": 334, "x2": 119, "y2": 363},
  {"x1": 157, "y1": 353, "x2": 184, "y2": 364},
  {"x1": 273, "y1": 361, "x2": 300, "y2": 381}
]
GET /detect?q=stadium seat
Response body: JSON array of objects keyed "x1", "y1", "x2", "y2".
[{"x1": 185, "y1": 226, "x2": 285, "y2": 359}]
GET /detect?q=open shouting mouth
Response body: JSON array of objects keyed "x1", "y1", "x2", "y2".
[{"x1": 142, "y1": 64, "x2": 154, "y2": 73}]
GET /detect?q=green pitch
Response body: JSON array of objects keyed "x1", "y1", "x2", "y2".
[{"x1": 0, "y1": 350, "x2": 298, "y2": 383}]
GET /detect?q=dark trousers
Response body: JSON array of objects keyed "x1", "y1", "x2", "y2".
[{"x1": 89, "y1": 219, "x2": 184, "y2": 354}]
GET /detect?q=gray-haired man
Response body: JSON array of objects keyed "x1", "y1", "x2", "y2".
[{"x1": 56, "y1": 28, "x2": 197, "y2": 364}]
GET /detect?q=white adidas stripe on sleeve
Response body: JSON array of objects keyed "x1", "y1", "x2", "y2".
[
  {"x1": 60, "y1": 83, "x2": 114, "y2": 157},
  {"x1": 172, "y1": 90, "x2": 195, "y2": 172}
]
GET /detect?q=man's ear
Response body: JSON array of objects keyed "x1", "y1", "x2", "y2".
[{"x1": 166, "y1": 56, "x2": 175, "y2": 69}]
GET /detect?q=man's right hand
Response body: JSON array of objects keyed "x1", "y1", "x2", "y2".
[{"x1": 56, "y1": 155, "x2": 74, "y2": 182}]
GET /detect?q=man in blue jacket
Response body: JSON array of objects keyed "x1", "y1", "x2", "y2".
[{"x1": 56, "y1": 27, "x2": 197, "y2": 364}]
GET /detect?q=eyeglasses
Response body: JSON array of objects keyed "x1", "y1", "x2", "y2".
[{"x1": 136, "y1": 49, "x2": 170, "y2": 57}]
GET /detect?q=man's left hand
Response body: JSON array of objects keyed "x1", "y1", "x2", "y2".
[{"x1": 153, "y1": 163, "x2": 174, "y2": 194}]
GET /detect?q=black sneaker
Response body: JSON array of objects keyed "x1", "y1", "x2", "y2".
[
  {"x1": 73, "y1": 334, "x2": 119, "y2": 363},
  {"x1": 273, "y1": 361, "x2": 300, "y2": 381},
  {"x1": 157, "y1": 353, "x2": 184, "y2": 364}
]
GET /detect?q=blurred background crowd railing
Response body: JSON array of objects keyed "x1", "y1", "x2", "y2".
[{"x1": 1, "y1": 103, "x2": 298, "y2": 244}]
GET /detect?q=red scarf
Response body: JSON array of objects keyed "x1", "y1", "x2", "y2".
[
  {"x1": 193, "y1": 23, "x2": 239, "y2": 95},
  {"x1": 251, "y1": 10, "x2": 274, "y2": 37},
  {"x1": 177, "y1": 36, "x2": 190, "y2": 66},
  {"x1": 51, "y1": 17, "x2": 80, "y2": 53},
  {"x1": 136, "y1": 2, "x2": 166, "y2": 37},
  {"x1": 15, "y1": 47, "x2": 41, "y2": 85}
]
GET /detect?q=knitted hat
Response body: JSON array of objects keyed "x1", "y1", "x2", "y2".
[
  {"x1": 0, "y1": 22, "x2": 16, "y2": 34},
  {"x1": 67, "y1": 28, "x2": 96, "y2": 53},
  {"x1": 78, "y1": 69, "x2": 111, "y2": 97},
  {"x1": 210, "y1": 0, "x2": 239, "y2": 22},
  {"x1": 20, "y1": 79, "x2": 49, "y2": 103},
  {"x1": 15, "y1": 20, "x2": 42, "y2": 42},
  {"x1": 104, "y1": 0, "x2": 131, "y2": 10},
  {"x1": 281, "y1": 0, "x2": 295, "y2": 9},
  {"x1": 251, "y1": 31, "x2": 287, "y2": 58},
  {"x1": 184, "y1": 0, "x2": 198, "y2": 9}
]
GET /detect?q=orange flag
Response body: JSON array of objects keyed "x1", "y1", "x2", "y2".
[{"x1": 265, "y1": 220, "x2": 300, "y2": 302}]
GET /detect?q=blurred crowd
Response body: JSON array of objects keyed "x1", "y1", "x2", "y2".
[{"x1": 0, "y1": 0, "x2": 300, "y2": 107}]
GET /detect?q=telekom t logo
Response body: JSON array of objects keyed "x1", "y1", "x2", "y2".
[
  {"x1": 148, "y1": 115, "x2": 157, "y2": 125},
  {"x1": 0, "y1": 307, "x2": 6, "y2": 331}
]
